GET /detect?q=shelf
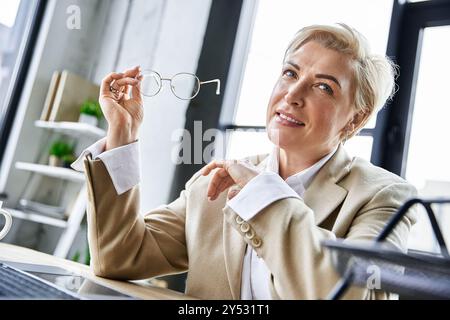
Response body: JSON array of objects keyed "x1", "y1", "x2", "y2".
[
  {"x1": 15, "y1": 162, "x2": 85, "y2": 183},
  {"x1": 7, "y1": 208, "x2": 68, "y2": 228},
  {"x1": 35, "y1": 120, "x2": 106, "y2": 140}
]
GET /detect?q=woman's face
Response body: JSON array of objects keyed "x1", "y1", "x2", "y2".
[{"x1": 266, "y1": 41, "x2": 356, "y2": 156}]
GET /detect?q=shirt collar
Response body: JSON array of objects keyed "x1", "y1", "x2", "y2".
[{"x1": 265, "y1": 144, "x2": 339, "y2": 196}]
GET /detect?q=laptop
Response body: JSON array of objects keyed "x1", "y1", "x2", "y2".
[{"x1": 0, "y1": 260, "x2": 138, "y2": 300}]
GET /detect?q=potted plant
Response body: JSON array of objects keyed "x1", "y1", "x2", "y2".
[
  {"x1": 61, "y1": 154, "x2": 77, "y2": 169},
  {"x1": 79, "y1": 100, "x2": 103, "y2": 127},
  {"x1": 49, "y1": 140, "x2": 74, "y2": 167}
]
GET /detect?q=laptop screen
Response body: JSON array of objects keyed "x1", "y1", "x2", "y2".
[{"x1": 1, "y1": 260, "x2": 136, "y2": 300}]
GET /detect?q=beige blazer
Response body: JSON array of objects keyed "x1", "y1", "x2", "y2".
[{"x1": 82, "y1": 144, "x2": 417, "y2": 300}]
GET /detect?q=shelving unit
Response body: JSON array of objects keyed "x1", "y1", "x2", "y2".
[
  {"x1": 8, "y1": 208, "x2": 69, "y2": 228},
  {"x1": 35, "y1": 120, "x2": 105, "y2": 140},
  {"x1": 15, "y1": 162, "x2": 85, "y2": 183},
  {"x1": 8, "y1": 121, "x2": 105, "y2": 258}
]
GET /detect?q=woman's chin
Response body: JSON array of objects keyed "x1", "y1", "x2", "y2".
[
  {"x1": 268, "y1": 132, "x2": 297, "y2": 149},
  {"x1": 268, "y1": 124, "x2": 300, "y2": 148}
]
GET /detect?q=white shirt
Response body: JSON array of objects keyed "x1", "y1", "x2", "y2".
[
  {"x1": 227, "y1": 145, "x2": 338, "y2": 299},
  {"x1": 72, "y1": 140, "x2": 338, "y2": 299}
]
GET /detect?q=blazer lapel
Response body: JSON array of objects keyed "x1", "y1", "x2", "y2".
[{"x1": 303, "y1": 145, "x2": 354, "y2": 225}]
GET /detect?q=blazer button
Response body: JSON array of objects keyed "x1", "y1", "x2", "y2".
[
  {"x1": 245, "y1": 229, "x2": 255, "y2": 240},
  {"x1": 235, "y1": 215, "x2": 244, "y2": 225},
  {"x1": 252, "y1": 237, "x2": 262, "y2": 248},
  {"x1": 240, "y1": 222, "x2": 250, "y2": 233}
]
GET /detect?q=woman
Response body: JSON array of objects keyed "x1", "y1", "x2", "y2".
[{"x1": 73, "y1": 24, "x2": 417, "y2": 299}]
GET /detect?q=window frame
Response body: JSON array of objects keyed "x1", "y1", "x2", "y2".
[
  {"x1": 219, "y1": 0, "x2": 394, "y2": 164},
  {"x1": 371, "y1": 0, "x2": 450, "y2": 176},
  {"x1": 0, "y1": 0, "x2": 48, "y2": 166},
  {"x1": 169, "y1": 0, "x2": 244, "y2": 202}
]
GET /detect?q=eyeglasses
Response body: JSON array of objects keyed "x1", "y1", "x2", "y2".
[{"x1": 139, "y1": 70, "x2": 221, "y2": 100}]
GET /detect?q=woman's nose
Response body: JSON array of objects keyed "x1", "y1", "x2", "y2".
[{"x1": 284, "y1": 81, "x2": 305, "y2": 107}]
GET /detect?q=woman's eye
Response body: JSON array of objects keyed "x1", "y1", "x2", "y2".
[
  {"x1": 282, "y1": 69, "x2": 296, "y2": 78},
  {"x1": 317, "y1": 83, "x2": 334, "y2": 95}
]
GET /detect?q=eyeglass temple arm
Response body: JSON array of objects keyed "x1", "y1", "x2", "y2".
[{"x1": 200, "y1": 79, "x2": 221, "y2": 95}]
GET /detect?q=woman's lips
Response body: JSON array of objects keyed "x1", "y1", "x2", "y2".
[{"x1": 274, "y1": 112, "x2": 305, "y2": 127}]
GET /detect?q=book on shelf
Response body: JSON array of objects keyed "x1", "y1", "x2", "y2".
[
  {"x1": 40, "y1": 71, "x2": 61, "y2": 121},
  {"x1": 41, "y1": 70, "x2": 100, "y2": 122}
]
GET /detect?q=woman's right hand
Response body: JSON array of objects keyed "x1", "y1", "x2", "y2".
[{"x1": 99, "y1": 66, "x2": 144, "y2": 151}]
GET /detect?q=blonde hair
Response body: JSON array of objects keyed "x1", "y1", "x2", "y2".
[{"x1": 285, "y1": 23, "x2": 398, "y2": 139}]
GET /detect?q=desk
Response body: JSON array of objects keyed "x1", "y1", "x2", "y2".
[{"x1": 0, "y1": 243, "x2": 195, "y2": 300}]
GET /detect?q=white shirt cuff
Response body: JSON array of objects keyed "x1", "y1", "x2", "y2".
[
  {"x1": 71, "y1": 138, "x2": 141, "y2": 195},
  {"x1": 227, "y1": 172, "x2": 301, "y2": 221},
  {"x1": 71, "y1": 137, "x2": 107, "y2": 171}
]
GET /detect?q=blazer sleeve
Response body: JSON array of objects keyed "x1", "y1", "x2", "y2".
[
  {"x1": 83, "y1": 156, "x2": 195, "y2": 280},
  {"x1": 222, "y1": 182, "x2": 417, "y2": 300}
]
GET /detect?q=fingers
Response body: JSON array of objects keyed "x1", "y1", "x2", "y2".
[
  {"x1": 217, "y1": 178, "x2": 235, "y2": 200},
  {"x1": 209, "y1": 178, "x2": 234, "y2": 201},
  {"x1": 101, "y1": 65, "x2": 142, "y2": 98},
  {"x1": 202, "y1": 159, "x2": 256, "y2": 201},
  {"x1": 131, "y1": 74, "x2": 144, "y2": 104},
  {"x1": 203, "y1": 160, "x2": 236, "y2": 201},
  {"x1": 227, "y1": 186, "x2": 241, "y2": 200},
  {"x1": 201, "y1": 160, "x2": 226, "y2": 176},
  {"x1": 114, "y1": 77, "x2": 140, "y2": 87},
  {"x1": 206, "y1": 168, "x2": 229, "y2": 199},
  {"x1": 100, "y1": 72, "x2": 124, "y2": 96},
  {"x1": 123, "y1": 66, "x2": 141, "y2": 78}
]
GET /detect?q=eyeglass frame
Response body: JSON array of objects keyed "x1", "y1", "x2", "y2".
[{"x1": 139, "y1": 70, "x2": 221, "y2": 100}]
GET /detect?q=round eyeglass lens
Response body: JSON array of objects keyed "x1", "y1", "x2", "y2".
[
  {"x1": 141, "y1": 71, "x2": 162, "y2": 97},
  {"x1": 171, "y1": 73, "x2": 200, "y2": 100}
]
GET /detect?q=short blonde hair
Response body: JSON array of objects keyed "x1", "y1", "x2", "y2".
[{"x1": 285, "y1": 23, "x2": 398, "y2": 138}]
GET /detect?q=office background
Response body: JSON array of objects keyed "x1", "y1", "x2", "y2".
[{"x1": 0, "y1": 0, "x2": 449, "y2": 292}]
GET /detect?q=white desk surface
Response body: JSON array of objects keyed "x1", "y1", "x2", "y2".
[{"x1": 0, "y1": 243, "x2": 195, "y2": 300}]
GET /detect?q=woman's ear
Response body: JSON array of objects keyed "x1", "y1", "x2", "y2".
[
  {"x1": 353, "y1": 111, "x2": 369, "y2": 133},
  {"x1": 341, "y1": 111, "x2": 368, "y2": 142}
]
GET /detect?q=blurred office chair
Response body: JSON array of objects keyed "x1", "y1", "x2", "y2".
[{"x1": 322, "y1": 198, "x2": 450, "y2": 300}]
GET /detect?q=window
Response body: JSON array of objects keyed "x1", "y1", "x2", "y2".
[
  {"x1": 0, "y1": 0, "x2": 23, "y2": 109},
  {"x1": 405, "y1": 26, "x2": 450, "y2": 252},
  {"x1": 0, "y1": 0, "x2": 43, "y2": 160},
  {"x1": 222, "y1": 0, "x2": 394, "y2": 160},
  {"x1": 370, "y1": 0, "x2": 450, "y2": 253}
]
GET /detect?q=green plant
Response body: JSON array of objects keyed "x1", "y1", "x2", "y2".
[
  {"x1": 84, "y1": 244, "x2": 91, "y2": 265},
  {"x1": 71, "y1": 251, "x2": 80, "y2": 263},
  {"x1": 61, "y1": 154, "x2": 76, "y2": 163},
  {"x1": 61, "y1": 154, "x2": 77, "y2": 168},
  {"x1": 49, "y1": 141, "x2": 73, "y2": 158},
  {"x1": 80, "y1": 100, "x2": 103, "y2": 119}
]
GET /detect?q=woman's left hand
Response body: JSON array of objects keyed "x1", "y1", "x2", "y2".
[{"x1": 201, "y1": 160, "x2": 260, "y2": 201}]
